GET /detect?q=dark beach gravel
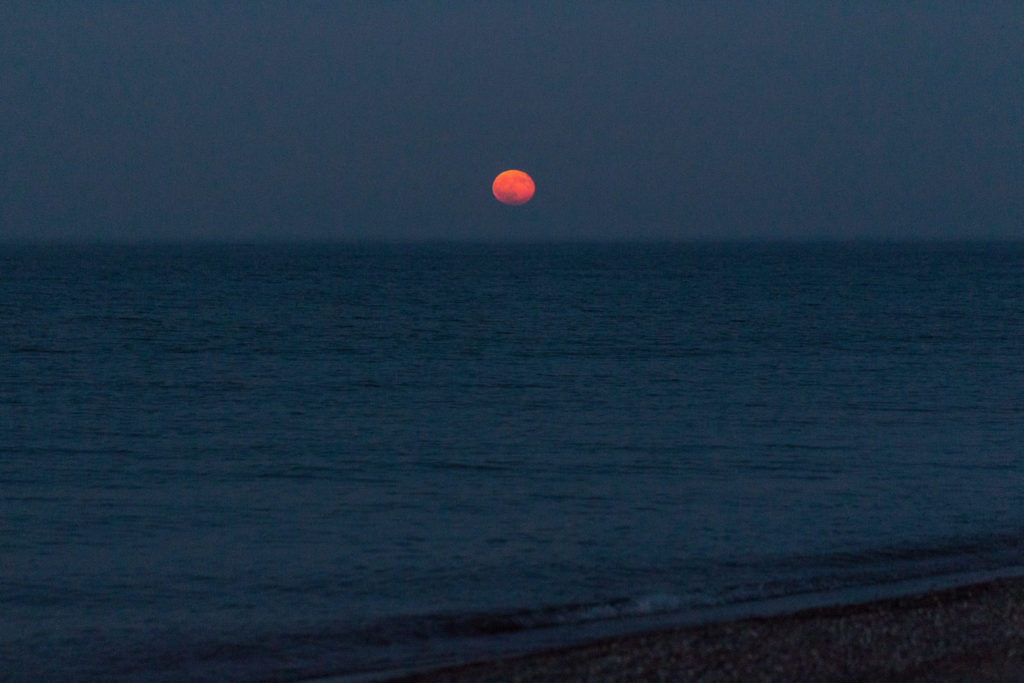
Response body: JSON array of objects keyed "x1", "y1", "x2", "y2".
[{"x1": 385, "y1": 576, "x2": 1024, "y2": 682}]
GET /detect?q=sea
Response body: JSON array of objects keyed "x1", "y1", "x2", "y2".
[{"x1": 2, "y1": 241, "x2": 1022, "y2": 681}]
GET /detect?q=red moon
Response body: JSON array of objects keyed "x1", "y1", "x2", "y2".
[{"x1": 492, "y1": 170, "x2": 535, "y2": 205}]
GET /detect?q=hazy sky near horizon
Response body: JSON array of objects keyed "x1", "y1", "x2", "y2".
[{"x1": 2, "y1": 2, "x2": 1022, "y2": 242}]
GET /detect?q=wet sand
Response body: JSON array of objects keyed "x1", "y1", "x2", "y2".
[{"x1": 385, "y1": 576, "x2": 1024, "y2": 682}]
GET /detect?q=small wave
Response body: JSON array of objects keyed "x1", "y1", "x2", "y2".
[
  {"x1": 90, "y1": 597, "x2": 695, "y2": 682},
  {"x1": 9, "y1": 345, "x2": 73, "y2": 354},
  {"x1": 351, "y1": 592, "x2": 689, "y2": 647}
]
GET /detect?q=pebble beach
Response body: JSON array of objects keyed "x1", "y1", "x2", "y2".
[{"x1": 385, "y1": 576, "x2": 1024, "y2": 682}]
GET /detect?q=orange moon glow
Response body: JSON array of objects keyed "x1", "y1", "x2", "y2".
[{"x1": 492, "y1": 170, "x2": 535, "y2": 205}]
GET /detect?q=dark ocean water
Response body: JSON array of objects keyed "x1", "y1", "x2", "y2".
[{"x1": 2, "y1": 242, "x2": 1022, "y2": 681}]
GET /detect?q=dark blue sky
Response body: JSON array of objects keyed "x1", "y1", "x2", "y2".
[{"x1": 2, "y1": 2, "x2": 1022, "y2": 241}]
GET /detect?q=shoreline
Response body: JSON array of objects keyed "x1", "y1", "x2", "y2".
[{"x1": 381, "y1": 575, "x2": 1024, "y2": 682}]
